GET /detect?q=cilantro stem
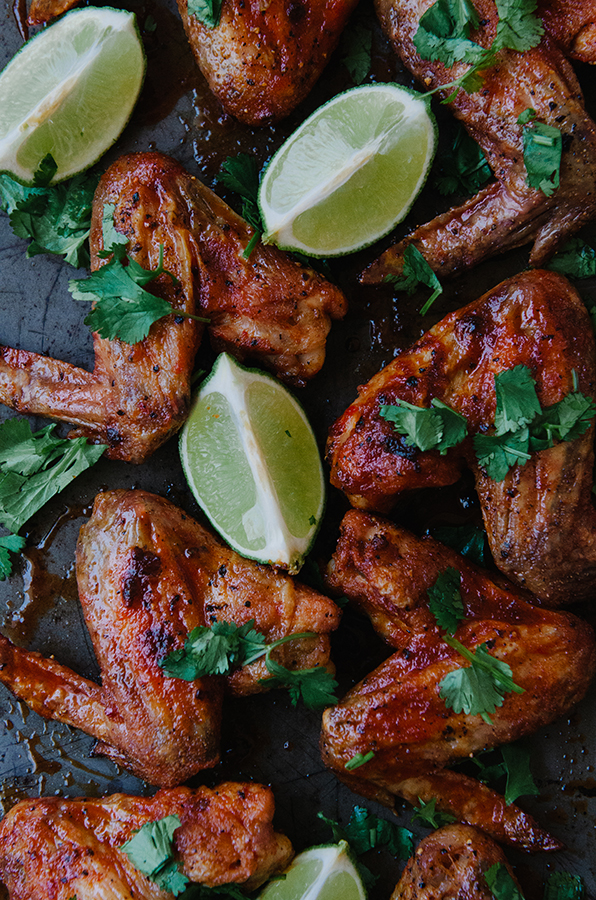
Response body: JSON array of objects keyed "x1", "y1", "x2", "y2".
[
  {"x1": 243, "y1": 630, "x2": 317, "y2": 666},
  {"x1": 243, "y1": 230, "x2": 261, "y2": 259},
  {"x1": 443, "y1": 634, "x2": 524, "y2": 695}
]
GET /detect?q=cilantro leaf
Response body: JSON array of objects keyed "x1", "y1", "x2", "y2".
[
  {"x1": 340, "y1": 20, "x2": 372, "y2": 84},
  {"x1": 517, "y1": 107, "x2": 537, "y2": 126},
  {"x1": 439, "y1": 636, "x2": 524, "y2": 724},
  {"x1": 430, "y1": 523, "x2": 487, "y2": 565},
  {"x1": 218, "y1": 153, "x2": 263, "y2": 234},
  {"x1": 161, "y1": 620, "x2": 266, "y2": 679},
  {"x1": 0, "y1": 533, "x2": 26, "y2": 580},
  {"x1": 33, "y1": 154, "x2": 59, "y2": 187},
  {"x1": 411, "y1": 796, "x2": 456, "y2": 829},
  {"x1": 345, "y1": 750, "x2": 375, "y2": 770},
  {"x1": 544, "y1": 873, "x2": 585, "y2": 900},
  {"x1": 484, "y1": 862, "x2": 524, "y2": 900},
  {"x1": 178, "y1": 884, "x2": 248, "y2": 899},
  {"x1": 427, "y1": 567, "x2": 465, "y2": 634},
  {"x1": 529, "y1": 392, "x2": 596, "y2": 451},
  {"x1": 263, "y1": 656, "x2": 338, "y2": 710},
  {"x1": 493, "y1": 365, "x2": 541, "y2": 434},
  {"x1": 548, "y1": 238, "x2": 596, "y2": 279},
  {"x1": 521, "y1": 120, "x2": 562, "y2": 197},
  {"x1": 380, "y1": 397, "x2": 466, "y2": 454},
  {"x1": 493, "y1": 0, "x2": 544, "y2": 51},
  {"x1": 0, "y1": 419, "x2": 106, "y2": 533},
  {"x1": 386, "y1": 244, "x2": 443, "y2": 314},
  {"x1": 187, "y1": 0, "x2": 223, "y2": 28},
  {"x1": 500, "y1": 743, "x2": 540, "y2": 805},
  {"x1": 318, "y1": 806, "x2": 414, "y2": 859},
  {"x1": 121, "y1": 815, "x2": 188, "y2": 896},
  {"x1": 435, "y1": 125, "x2": 492, "y2": 196}
]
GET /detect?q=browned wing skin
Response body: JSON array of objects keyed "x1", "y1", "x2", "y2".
[
  {"x1": 540, "y1": 0, "x2": 596, "y2": 64},
  {"x1": 392, "y1": 824, "x2": 520, "y2": 900},
  {"x1": 26, "y1": 0, "x2": 76, "y2": 25},
  {"x1": 177, "y1": 0, "x2": 359, "y2": 125},
  {"x1": 321, "y1": 509, "x2": 596, "y2": 850},
  {"x1": 328, "y1": 270, "x2": 596, "y2": 606},
  {"x1": 0, "y1": 153, "x2": 346, "y2": 462},
  {"x1": 361, "y1": 0, "x2": 596, "y2": 283},
  {"x1": 0, "y1": 783, "x2": 293, "y2": 899},
  {"x1": 0, "y1": 490, "x2": 340, "y2": 786}
]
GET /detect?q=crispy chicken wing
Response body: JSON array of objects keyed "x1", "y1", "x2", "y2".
[
  {"x1": 0, "y1": 782, "x2": 293, "y2": 899},
  {"x1": 361, "y1": 0, "x2": 596, "y2": 283},
  {"x1": 0, "y1": 153, "x2": 346, "y2": 462},
  {"x1": 328, "y1": 270, "x2": 596, "y2": 606},
  {"x1": 392, "y1": 824, "x2": 520, "y2": 900},
  {"x1": 540, "y1": 0, "x2": 596, "y2": 64},
  {"x1": 0, "y1": 490, "x2": 340, "y2": 786},
  {"x1": 177, "y1": 0, "x2": 359, "y2": 125},
  {"x1": 321, "y1": 510, "x2": 596, "y2": 850}
]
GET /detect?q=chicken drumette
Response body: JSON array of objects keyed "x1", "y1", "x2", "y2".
[
  {"x1": 0, "y1": 782, "x2": 292, "y2": 899},
  {"x1": 361, "y1": 0, "x2": 596, "y2": 284},
  {"x1": 0, "y1": 490, "x2": 340, "y2": 786},
  {"x1": 328, "y1": 270, "x2": 596, "y2": 606},
  {"x1": 0, "y1": 152, "x2": 346, "y2": 463},
  {"x1": 321, "y1": 510, "x2": 596, "y2": 851}
]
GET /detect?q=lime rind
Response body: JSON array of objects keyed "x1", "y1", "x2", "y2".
[
  {"x1": 257, "y1": 841, "x2": 366, "y2": 900},
  {"x1": 258, "y1": 83, "x2": 437, "y2": 257},
  {"x1": 0, "y1": 7, "x2": 146, "y2": 184},
  {"x1": 180, "y1": 354, "x2": 325, "y2": 573}
]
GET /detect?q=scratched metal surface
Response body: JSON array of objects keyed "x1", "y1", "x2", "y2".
[{"x1": 1, "y1": 0, "x2": 596, "y2": 896}]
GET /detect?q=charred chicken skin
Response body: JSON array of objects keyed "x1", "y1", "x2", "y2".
[
  {"x1": 362, "y1": 0, "x2": 596, "y2": 284},
  {"x1": 0, "y1": 153, "x2": 346, "y2": 462},
  {"x1": 392, "y1": 824, "x2": 521, "y2": 900},
  {"x1": 328, "y1": 270, "x2": 596, "y2": 606},
  {"x1": 322, "y1": 510, "x2": 596, "y2": 851},
  {"x1": 539, "y1": 0, "x2": 596, "y2": 64},
  {"x1": 0, "y1": 490, "x2": 340, "y2": 786},
  {"x1": 177, "y1": 0, "x2": 360, "y2": 125},
  {"x1": 0, "y1": 782, "x2": 293, "y2": 899}
]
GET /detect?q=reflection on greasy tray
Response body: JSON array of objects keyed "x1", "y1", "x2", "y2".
[{"x1": 1, "y1": 0, "x2": 596, "y2": 897}]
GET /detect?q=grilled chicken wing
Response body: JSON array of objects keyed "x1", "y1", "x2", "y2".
[
  {"x1": 177, "y1": 0, "x2": 359, "y2": 125},
  {"x1": 361, "y1": 0, "x2": 596, "y2": 284},
  {"x1": 393, "y1": 824, "x2": 520, "y2": 899},
  {"x1": 0, "y1": 490, "x2": 340, "y2": 786},
  {"x1": 328, "y1": 270, "x2": 596, "y2": 606},
  {"x1": 0, "y1": 782, "x2": 293, "y2": 899},
  {"x1": 540, "y1": 0, "x2": 596, "y2": 64},
  {"x1": 0, "y1": 153, "x2": 346, "y2": 462},
  {"x1": 321, "y1": 509, "x2": 596, "y2": 850}
]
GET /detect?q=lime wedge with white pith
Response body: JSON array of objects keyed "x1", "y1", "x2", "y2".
[
  {"x1": 179, "y1": 353, "x2": 325, "y2": 573},
  {"x1": 0, "y1": 7, "x2": 145, "y2": 184},
  {"x1": 258, "y1": 83, "x2": 437, "y2": 257},
  {"x1": 258, "y1": 841, "x2": 366, "y2": 900}
]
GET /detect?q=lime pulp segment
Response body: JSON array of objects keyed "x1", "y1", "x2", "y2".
[{"x1": 257, "y1": 842, "x2": 366, "y2": 900}]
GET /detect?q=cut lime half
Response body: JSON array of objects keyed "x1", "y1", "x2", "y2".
[
  {"x1": 0, "y1": 7, "x2": 145, "y2": 184},
  {"x1": 179, "y1": 353, "x2": 325, "y2": 573},
  {"x1": 257, "y1": 841, "x2": 366, "y2": 900},
  {"x1": 258, "y1": 83, "x2": 437, "y2": 257}
]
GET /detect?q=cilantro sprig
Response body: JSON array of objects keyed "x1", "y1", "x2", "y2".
[
  {"x1": 121, "y1": 815, "x2": 188, "y2": 896},
  {"x1": 484, "y1": 862, "x2": 525, "y2": 900},
  {"x1": 385, "y1": 243, "x2": 444, "y2": 314},
  {"x1": 380, "y1": 397, "x2": 467, "y2": 453},
  {"x1": 318, "y1": 806, "x2": 413, "y2": 859},
  {"x1": 160, "y1": 619, "x2": 337, "y2": 709},
  {"x1": 439, "y1": 635, "x2": 524, "y2": 724},
  {"x1": 412, "y1": 796, "x2": 456, "y2": 829},
  {"x1": 187, "y1": 0, "x2": 223, "y2": 28},
  {"x1": 0, "y1": 533, "x2": 26, "y2": 580},
  {"x1": 434, "y1": 125, "x2": 492, "y2": 196},
  {"x1": 469, "y1": 743, "x2": 539, "y2": 805},
  {"x1": 544, "y1": 873, "x2": 585, "y2": 900},
  {"x1": 217, "y1": 154, "x2": 264, "y2": 258},
  {"x1": 69, "y1": 204, "x2": 209, "y2": 344},
  {"x1": 548, "y1": 238, "x2": 596, "y2": 280},
  {"x1": 414, "y1": 0, "x2": 544, "y2": 102},
  {"x1": 430, "y1": 522, "x2": 487, "y2": 566},
  {"x1": 340, "y1": 18, "x2": 372, "y2": 85},
  {"x1": 427, "y1": 567, "x2": 465, "y2": 634}
]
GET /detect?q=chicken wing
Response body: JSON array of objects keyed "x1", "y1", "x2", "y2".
[
  {"x1": 177, "y1": 0, "x2": 360, "y2": 125},
  {"x1": 540, "y1": 0, "x2": 596, "y2": 64},
  {"x1": 0, "y1": 489, "x2": 340, "y2": 786},
  {"x1": 0, "y1": 782, "x2": 293, "y2": 899},
  {"x1": 328, "y1": 269, "x2": 596, "y2": 606},
  {"x1": 361, "y1": 0, "x2": 596, "y2": 283},
  {"x1": 321, "y1": 509, "x2": 596, "y2": 850},
  {"x1": 392, "y1": 824, "x2": 520, "y2": 900},
  {"x1": 0, "y1": 153, "x2": 346, "y2": 462}
]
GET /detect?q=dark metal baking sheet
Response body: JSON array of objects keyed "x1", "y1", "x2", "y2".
[{"x1": 1, "y1": 1, "x2": 596, "y2": 896}]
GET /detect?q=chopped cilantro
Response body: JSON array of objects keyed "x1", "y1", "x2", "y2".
[
  {"x1": 318, "y1": 806, "x2": 413, "y2": 859},
  {"x1": 121, "y1": 815, "x2": 188, "y2": 896},
  {"x1": 544, "y1": 873, "x2": 585, "y2": 900},
  {"x1": 517, "y1": 107, "x2": 537, "y2": 125},
  {"x1": 411, "y1": 796, "x2": 456, "y2": 829},
  {"x1": 548, "y1": 238, "x2": 596, "y2": 279},
  {"x1": 439, "y1": 635, "x2": 524, "y2": 724},
  {"x1": 218, "y1": 154, "x2": 263, "y2": 257},
  {"x1": 470, "y1": 744, "x2": 539, "y2": 805},
  {"x1": 187, "y1": 0, "x2": 223, "y2": 28},
  {"x1": 430, "y1": 522, "x2": 487, "y2": 565},
  {"x1": 385, "y1": 243, "x2": 443, "y2": 314},
  {"x1": 0, "y1": 533, "x2": 26, "y2": 580},
  {"x1": 340, "y1": 19, "x2": 372, "y2": 84},
  {"x1": 494, "y1": 0, "x2": 544, "y2": 51},
  {"x1": 520, "y1": 119, "x2": 562, "y2": 196},
  {"x1": 427, "y1": 567, "x2": 465, "y2": 634},
  {"x1": 0, "y1": 418, "x2": 106, "y2": 534},
  {"x1": 434, "y1": 125, "x2": 492, "y2": 196},
  {"x1": 474, "y1": 427, "x2": 532, "y2": 481},
  {"x1": 484, "y1": 862, "x2": 524, "y2": 900},
  {"x1": 160, "y1": 619, "x2": 337, "y2": 710},
  {"x1": 345, "y1": 750, "x2": 375, "y2": 770},
  {"x1": 380, "y1": 396, "x2": 467, "y2": 454}
]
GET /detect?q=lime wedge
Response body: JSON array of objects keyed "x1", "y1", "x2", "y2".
[
  {"x1": 258, "y1": 842, "x2": 366, "y2": 900},
  {"x1": 179, "y1": 353, "x2": 325, "y2": 573},
  {"x1": 258, "y1": 83, "x2": 437, "y2": 257},
  {"x1": 0, "y1": 7, "x2": 145, "y2": 184}
]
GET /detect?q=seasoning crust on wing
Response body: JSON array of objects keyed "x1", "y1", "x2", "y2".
[
  {"x1": 321, "y1": 510, "x2": 596, "y2": 850},
  {"x1": 0, "y1": 783, "x2": 293, "y2": 899},
  {"x1": 328, "y1": 270, "x2": 596, "y2": 606}
]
